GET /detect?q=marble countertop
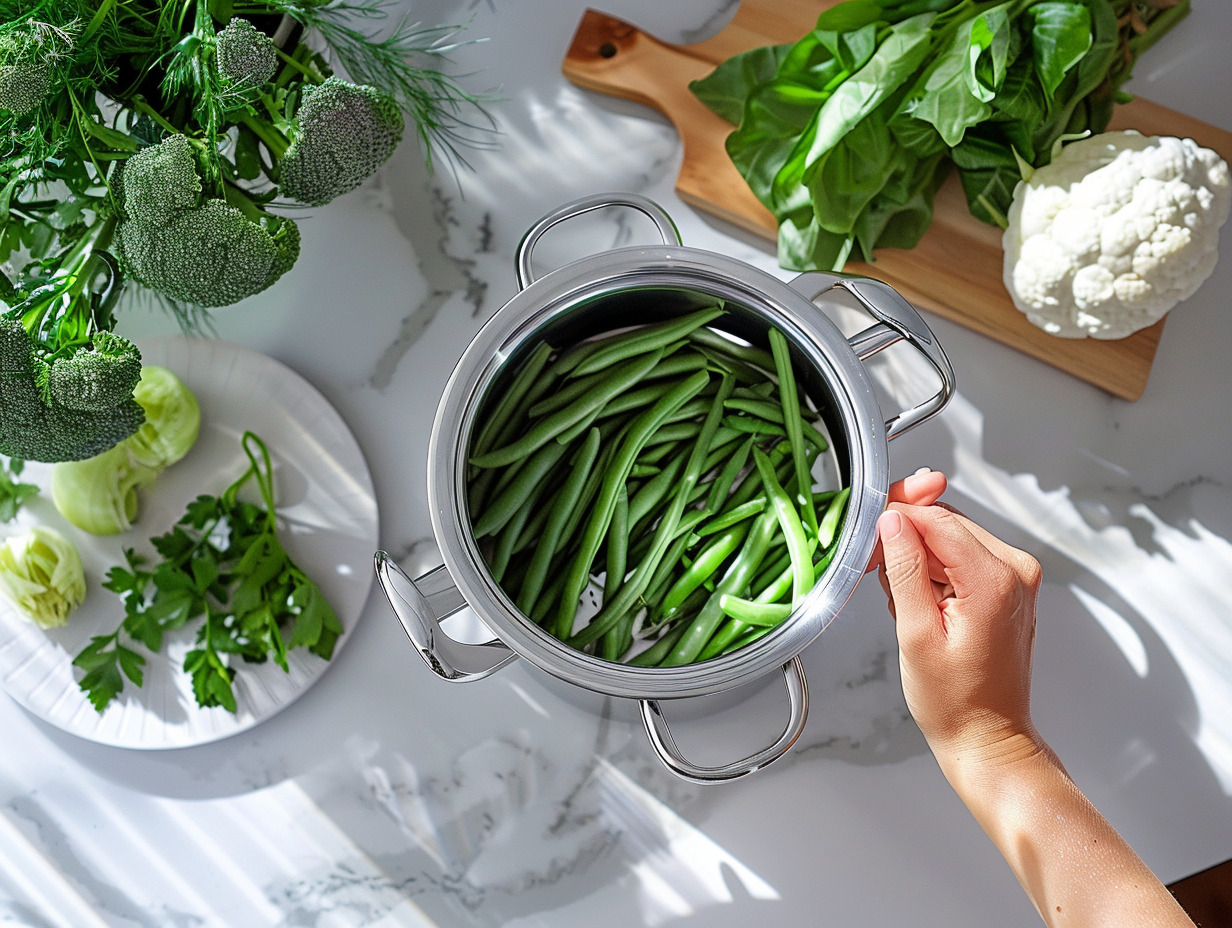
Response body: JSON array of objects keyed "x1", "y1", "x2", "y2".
[{"x1": 4, "y1": 1, "x2": 1232, "y2": 925}]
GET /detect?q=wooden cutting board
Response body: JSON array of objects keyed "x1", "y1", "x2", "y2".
[{"x1": 562, "y1": 2, "x2": 1232, "y2": 400}]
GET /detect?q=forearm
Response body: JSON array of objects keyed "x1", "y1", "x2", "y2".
[{"x1": 937, "y1": 733, "x2": 1193, "y2": 928}]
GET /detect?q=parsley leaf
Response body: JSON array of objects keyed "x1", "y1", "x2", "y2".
[{"x1": 74, "y1": 431, "x2": 342, "y2": 713}]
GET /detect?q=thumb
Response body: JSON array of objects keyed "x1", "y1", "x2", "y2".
[{"x1": 878, "y1": 509, "x2": 943, "y2": 642}]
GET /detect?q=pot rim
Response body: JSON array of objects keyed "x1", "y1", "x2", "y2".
[{"x1": 427, "y1": 244, "x2": 890, "y2": 699}]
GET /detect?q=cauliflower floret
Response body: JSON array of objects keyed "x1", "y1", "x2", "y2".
[{"x1": 1003, "y1": 131, "x2": 1231, "y2": 339}]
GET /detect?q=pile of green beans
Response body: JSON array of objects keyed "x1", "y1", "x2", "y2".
[{"x1": 466, "y1": 306, "x2": 850, "y2": 666}]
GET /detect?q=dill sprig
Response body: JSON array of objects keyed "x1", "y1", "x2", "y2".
[{"x1": 261, "y1": 0, "x2": 498, "y2": 170}]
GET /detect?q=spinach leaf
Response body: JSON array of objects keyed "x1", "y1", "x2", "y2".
[
  {"x1": 690, "y1": 0, "x2": 1187, "y2": 272},
  {"x1": 1029, "y1": 1, "x2": 1093, "y2": 97}
]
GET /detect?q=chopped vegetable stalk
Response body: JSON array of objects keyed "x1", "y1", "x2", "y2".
[
  {"x1": 51, "y1": 365, "x2": 201, "y2": 535},
  {"x1": 0, "y1": 526, "x2": 86, "y2": 628}
]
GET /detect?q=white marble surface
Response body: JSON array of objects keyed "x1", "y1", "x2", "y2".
[{"x1": 4, "y1": 1, "x2": 1232, "y2": 925}]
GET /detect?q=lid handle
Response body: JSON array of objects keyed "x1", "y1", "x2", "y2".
[
  {"x1": 373, "y1": 551, "x2": 516, "y2": 682},
  {"x1": 515, "y1": 192, "x2": 681, "y2": 289},
  {"x1": 790, "y1": 272, "x2": 955, "y2": 440}
]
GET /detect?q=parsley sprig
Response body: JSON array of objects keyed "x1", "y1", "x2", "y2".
[{"x1": 73, "y1": 430, "x2": 342, "y2": 713}]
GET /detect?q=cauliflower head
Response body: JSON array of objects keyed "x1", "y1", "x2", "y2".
[{"x1": 1002, "y1": 131, "x2": 1231, "y2": 339}]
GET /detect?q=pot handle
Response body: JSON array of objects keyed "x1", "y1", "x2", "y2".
[
  {"x1": 515, "y1": 192, "x2": 682, "y2": 289},
  {"x1": 373, "y1": 551, "x2": 517, "y2": 682},
  {"x1": 639, "y1": 657, "x2": 809, "y2": 784},
  {"x1": 789, "y1": 272, "x2": 955, "y2": 440}
]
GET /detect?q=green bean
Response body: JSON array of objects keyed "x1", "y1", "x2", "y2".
[
  {"x1": 752, "y1": 447, "x2": 813, "y2": 606},
  {"x1": 597, "y1": 355, "x2": 713, "y2": 419},
  {"x1": 471, "y1": 348, "x2": 665, "y2": 469},
  {"x1": 732, "y1": 381, "x2": 776, "y2": 400},
  {"x1": 701, "y1": 435, "x2": 755, "y2": 513},
  {"x1": 525, "y1": 349, "x2": 705, "y2": 423},
  {"x1": 515, "y1": 427, "x2": 602, "y2": 615},
  {"x1": 698, "y1": 619, "x2": 769, "y2": 661},
  {"x1": 569, "y1": 307, "x2": 725, "y2": 378},
  {"x1": 818, "y1": 486, "x2": 851, "y2": 548},
  {"x1": 693, "y1": 497, "x2": 767, "y2": 537},
  {"x1": 717, "y1": 595, "x2": 792, "y2": 627},
  {"x1": 720, "y1": 442, "x2": 790, "y2": 514},
  {"x1": 725, "y1": 396, "x2": 787, "y2": 422},
  {"x1": 660, "y1": 507, "x2": 779, "y2": 666},
  {"x1": 472, "y1": 438, "x2": 570, "y2": 537},
  {"x1": 603, "y1": 486, "x2": 629, "y2": 602},
  {"x1": 628, "y1": 621, "x2": 691, "y2": 666},
  {"x1": 769, "y1": 328, "x2": 818, "y2": 537},
  {"x1": 686, "y1": 326, "x2": 776, "y2": 370},
  {"x1": 724, "y1": 407, "x2": 830, "y2": 453},
  {"x1": 529, "y1": 568, "x2": 567, "y2": 626},
  {"x1": 722, "y1": 624, "x2": 776, "y2": 655},
  {"x1": 471, "y1": 341, "x2": 555, "y2": 459},
  {"x1": 627, "y1": 454, "x2": 686, "y2": 534},
  {"x1": 549, "y1": 338, "x2": 605, "y2": 377},
  {"x1": 644, "y1": 421, "x2": 701, "y2": 448},
  {"x1": 552, "y1": 370, "x2": 711, "y2": 639},
  {"x1": 528, "y1": 364, "x2": 623, "y2": 418},
  {"x1": 722, "y1": 416, "x2": 786, "y2": 440},
  {"x1": 692, "y1": 345, "x2": 767, "y2": 384},
  {"x1": 567, "y1": 373, "x2": 733, "y2": 648},
  {"x1": 749, "y1": 547, "x2": 793, "y2": 600},
  {"x1": 655, "y1": 519, "x2": 751, "y2": 622},
  {"x1": 488, "y1": 484, "x2": 543, "y2": 583},
  {"x1": 627, "y1": 506, "x2": 710, "y2": 567},
  {"x1": 638, "y1": 514, "x2": 705, "y2": 611},
  {"x1": 511, "y1": 494, "x2": 555, "y2": 555},
  {"x1": 554, "y1": 440, "x2": 618, "y2": 562}
]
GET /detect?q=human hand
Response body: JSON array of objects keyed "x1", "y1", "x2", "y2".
[
  {"x1": 864, "y1": 468, "x2": 948, "y2": 574},
  {"x1": 876, "y1": 503, "x2": 1044, "y2": 771}
]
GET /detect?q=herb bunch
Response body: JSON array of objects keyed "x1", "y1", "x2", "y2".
[
  {"x1": 73, "y1": 429, "x2": 343, "y2": 712},
  {"x1": 1, "y1": 0, "x2": 492, "y2": 462}
]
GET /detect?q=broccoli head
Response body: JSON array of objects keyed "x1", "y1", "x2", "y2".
[
  {"x1": 0, "y1": 319, "x2": 145, "y2": 462},
  {"x1": 0, "y1": 23, "x2": 58, "y2": 116},
  {"x1": 278, "y1": 77, "x2": 405, "y2": 207},
  {"x1": 215, "y1": 18, "x2": 278, "y2": 90},
  {"x1": 114, "y1": 134, "x2": 300, "y2": 307}
]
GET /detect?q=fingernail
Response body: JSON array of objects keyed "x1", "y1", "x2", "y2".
[
  {"x1": 878, "y1": 509, "x2": 903, "y2": 539},
  {"x1": 913, "y1": 466, "x2": 932, "y2": 476}
]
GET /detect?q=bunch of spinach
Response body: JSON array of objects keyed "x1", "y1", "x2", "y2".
[{"x1": 691, "y1": 0, "x2": 1190, "y2": 271}]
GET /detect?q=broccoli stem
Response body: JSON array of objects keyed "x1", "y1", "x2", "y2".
[
  {"x1": 220, "y1": 182, "x2": 269, "y2": 222},
  {"x1": 18, "y1": 214, "x2": 119, "y2": 356},
  {"x1": 274, "y1": 45, "x2": 326, "y2": 85},
  {"x1": 234, "y1": 109, "x2": 289, "y2": 160}
]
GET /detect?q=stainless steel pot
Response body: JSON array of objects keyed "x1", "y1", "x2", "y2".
[{"x1": 375, "y1": 193, "x2": 954, "y2": 784}]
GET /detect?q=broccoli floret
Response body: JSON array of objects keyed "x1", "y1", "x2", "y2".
[
  {"x1": 0, "y1": 319, "x2": 145, "y2": 463},
  {"x1": 46, "y1": 331, "x2": 143, "y2": 411},
  {"x1": 215, "y1": 18, "x2": 278, "y2": 90},
  {"x1": 113, "y1": 134, "x2": 300, "y2": 307},
  {"x1": 116, "y1": 133, "x2": 202, "y2": 224},
  {"x1": 0, "y1": 23, "x2": 57, "y2": 116},
  {"x1": 278, "y1": 77, "x2": 405, "y2": 207}
]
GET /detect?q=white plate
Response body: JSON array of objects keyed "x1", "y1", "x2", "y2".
[{"x1": 0, "y1": 336, "x2": 379, "y2": 749}]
